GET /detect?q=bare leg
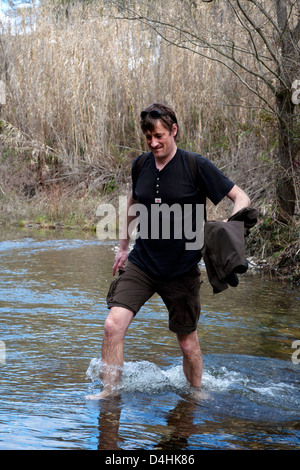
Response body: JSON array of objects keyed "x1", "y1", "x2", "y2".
[
  {"x1": 86, "y1": 306, "x2": 134, "y2": 400},
  {"x1": 176, "y1": 330, "x2": 203, "y2": 388}
]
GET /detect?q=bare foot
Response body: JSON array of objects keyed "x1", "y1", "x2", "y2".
[
  {"x1": 85, "y1": 387, "x2": 118, "y2": 400},
  {"x1": 191, "y1": 388, "x2": 212, "y2": 402}
]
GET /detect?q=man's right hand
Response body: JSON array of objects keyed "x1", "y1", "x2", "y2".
[
  {"x1": 112, "y1": 247, "x2": 129, "y2": 276},
  {"x1": 112, "y1": 190, "x2": 136, "y2": 276}
]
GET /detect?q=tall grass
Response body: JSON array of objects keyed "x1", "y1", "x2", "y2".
[{"x1": 0, "y1": 1, "x2": 279, "y2": 200}]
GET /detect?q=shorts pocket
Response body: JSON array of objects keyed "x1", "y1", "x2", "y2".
[{"x1": 106, "y1": 270, "x2": 124, "y2": 304}]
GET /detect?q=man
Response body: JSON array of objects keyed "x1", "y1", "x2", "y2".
[{"x1": 87, "y1": 103, "x2": 250, "y2": 400}]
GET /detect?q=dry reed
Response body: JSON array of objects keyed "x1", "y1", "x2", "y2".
[
  {"x1": 0, "y1": 1, "x2": 298, "y2": 282},
  {"x1": 0, "y1": 1, "x2": 278, "y2": 192}
]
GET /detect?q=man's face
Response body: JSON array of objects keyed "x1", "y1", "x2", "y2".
[{"x1": 144, "y1": 120, "x2": 177, "y2": 160}]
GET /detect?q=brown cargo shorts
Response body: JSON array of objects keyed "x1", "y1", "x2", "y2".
[{"x1": 106, "y1": 260, "x2": 201, "y2": 335}]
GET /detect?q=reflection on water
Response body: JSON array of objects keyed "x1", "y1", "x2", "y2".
[{"x1": 0, "y1": 228, "x2": 299, "y2": 450}]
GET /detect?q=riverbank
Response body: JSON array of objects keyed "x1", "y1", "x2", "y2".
[{"x1": 0, "y1": 183, "x2": 299, "y2": 286}]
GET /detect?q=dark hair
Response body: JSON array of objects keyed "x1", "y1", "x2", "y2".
[{"x1": 140, "y1": 103, "x2": 179, "y2": 140}]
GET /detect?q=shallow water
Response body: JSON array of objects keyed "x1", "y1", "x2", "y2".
[{"x1": 0, "y1": 228, "x2": 299, "y2": 450}]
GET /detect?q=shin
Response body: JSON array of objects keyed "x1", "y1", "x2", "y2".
[{"x1": 177, "y1": 330, "x2": 203, "y2": 388}]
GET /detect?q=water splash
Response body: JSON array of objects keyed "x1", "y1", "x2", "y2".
[
  {"x1": 86, "y1": 358, "x2": 189, "y2": 394},
  {"x1": 86, "y1": 357, "x2": 252, "y2": 396},
  {"x1": 203, "y1": 366, "x2": 248, "y2": 391},
  {"x1": 86, "y1": 355, "x2": 300, "y2": 421}
]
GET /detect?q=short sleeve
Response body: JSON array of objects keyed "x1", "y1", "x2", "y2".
[{"x1": 196, "y1": 155, "x2": 235, "y2": 205}]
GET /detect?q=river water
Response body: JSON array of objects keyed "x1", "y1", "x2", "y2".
[{"x1": 0, "y1": 228, "x2": 299, "y2": 450}]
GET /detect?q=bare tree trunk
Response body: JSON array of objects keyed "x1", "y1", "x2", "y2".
[
  {"x1": 275, "y1": 0, "x2": 299, "y2": 221},
  {"x1": 275, "y1": 90, "x2": 296, "y2": 221}
]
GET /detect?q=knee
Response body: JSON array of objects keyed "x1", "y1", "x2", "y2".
[
  {"x1": 104, "y1": 307, "x2": 133, "y2": 338},
  {"x1": 104, "y1": 315, "x2": 119, "y2": 338},
  {"x1": 177, "y1": 332, "x2": 200, "y2": 359}
]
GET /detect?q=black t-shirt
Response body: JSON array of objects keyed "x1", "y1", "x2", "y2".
[{"x1": 128, "y1": 148, "x2": 234, "y2": 279}]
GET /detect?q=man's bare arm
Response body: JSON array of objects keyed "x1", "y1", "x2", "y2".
[
  {"x1": 112, "y1": 190, "x2": 137, "y2": 276},
  {"x1": 226, "y1": 185, "x2": 251, "y2": 218}
]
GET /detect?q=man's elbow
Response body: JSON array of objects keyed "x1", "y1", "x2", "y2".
[
  {"x1": 227, "y1": 185, "x2": 251, "y2": 209},
  {"x1": 243, "y1": 192, "x2": 251, "y2": 208},
  {"x1": 237, "y1": 188, "x2": 251, "y2": 208}
]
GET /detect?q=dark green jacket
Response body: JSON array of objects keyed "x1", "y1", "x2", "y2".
[{"x1": 201, "y1": 207, "x2": 258, "y2": 293}]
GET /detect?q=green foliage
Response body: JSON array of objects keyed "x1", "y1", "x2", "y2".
[{"x1": 103, "y1": 177, "x2": 117, "y2": 194}]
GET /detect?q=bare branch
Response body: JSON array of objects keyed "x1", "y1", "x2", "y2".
[
  {"x1": 228, "y1": 0, "x2": 284, "y2": 90},
  {"x1": 116, "y1": 11, "x2": 278, "y2": 114},
  {"x1": 236, "y1": 0, "x2": 283, "y2": 74},
  {"x1": 249, "y1": 0, "x2": 282, "y2": 37},
  {"x1": 110, "y1": 0, "x2": 297, "y2": 100},
  {"x1": 112, "y1": 8, "x2": 280, "y2": 93},
  {"x1": 293, "y1": 0, "x2": 300, "y2": 42},
  {"x1": 296, "y1": 0, "x2": 300, "y2": 36}
]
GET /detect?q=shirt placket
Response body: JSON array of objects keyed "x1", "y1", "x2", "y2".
[{"x1": 155, "y1": 175, "x2": 161, "y2": 204}]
